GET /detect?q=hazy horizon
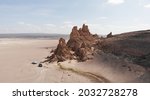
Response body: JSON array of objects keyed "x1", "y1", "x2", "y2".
[
  {"x1": 0, "y1": 28, "x2": 150, "y2": 35},
  {"x1": 0, "y1": 0, "x2": 150, "y2": 35}
]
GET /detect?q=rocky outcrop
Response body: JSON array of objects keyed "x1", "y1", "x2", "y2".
[
  {"x1": 107, "y1": 32, "x2": 113, "y2": 38},
  {"x1": 81, "y1": 24, "x2": 90, "y2": 35},
  {"x1": 47, "y1": 38, "x2": 73, "y2": 62},
  {"x1": 67, "y1": 24, "x2": 98, "y2": 51},
  {"x1": 46, "y1": 24, "x2": 100, "y2": 62},
  {"x1": 70, "y1": 26, "x2": 80, "y2": 38},
  {"x1": 96, "y1": 30, "x2": 150, "y2": 68}
]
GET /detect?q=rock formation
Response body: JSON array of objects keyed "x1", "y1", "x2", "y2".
[
  {"x1": 47, "y1": 38, "x2": 73, "y2": 62},
  {"x1": 107, "y1": 32, "x2": 113, "y2": 38},
  {"x1": 67, "y1": 24, "x2": 98, "y2": 51},
  {"x1": 70, "y1": 26, "x2": 80, "y2": 38},
  {"x1": 46, "y1": 24, "x2": 100, "y2": 62},
  {"x1": 81, "y1": 24, "x2": 90, "y2": 35}
]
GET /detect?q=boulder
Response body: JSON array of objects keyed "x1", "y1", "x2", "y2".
[{"x1": 38, "y1": 63, "x2": 43, "y2": 67}]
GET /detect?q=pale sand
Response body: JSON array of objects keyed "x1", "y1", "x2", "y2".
[
  {"x1": 0, "y1": 39, "x2": 146, "y2": 83},
  {"x1": 59, "y1": 53, "x2": 146, "y2": 83},
  {"x1": 0, "y1": 39, "x2": 91, "y2": 83}
]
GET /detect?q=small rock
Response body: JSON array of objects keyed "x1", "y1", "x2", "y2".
[
  {"x1": 68, "y1": 74, "x2": 71, "y2": 76},
  {"x1": 38, "y1": 63, "x2": 43, "y2": 67},
  {"x1": 31, "y1": 61, "x2": 38, "y2": 65}
]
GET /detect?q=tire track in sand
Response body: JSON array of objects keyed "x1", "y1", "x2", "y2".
[{"x1": 57, "y1": 63, "x2": 110, "y2": 83}]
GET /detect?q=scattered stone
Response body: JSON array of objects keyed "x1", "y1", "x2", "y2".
[
  {"x1": 31, "y1": 61, "x2": 38, "y2": 65},
  {"x1": 38, "y1": 63, "x2": 43, "y2": 67}
]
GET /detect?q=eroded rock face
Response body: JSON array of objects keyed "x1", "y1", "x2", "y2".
[
  {"x1": 67, "y1": 24, "x2": 99, "y2": 61},
  {"x1": 67, "y1": 24, "x2": 97, "y2": 51},
  {"x1": 107, "y1": 32, "x2": 113, "y2": 38},
  {"x1": 75, "y1": 42, "x2": 93, "y2": 61},
  {"x1": 47, "y1": 24, "x2": 100, "y2": 62},
  {"x1": 70, "y1": 26, "x2": 80, "y2": 38},
  {"x1": 81, "y1": 24, "x2": 90, "y2": 36},
  {"x1": 48, "y1": 38, "x2": 73, "y2": 62}
]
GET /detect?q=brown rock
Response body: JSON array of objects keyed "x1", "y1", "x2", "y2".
[
  {"x1": 47, "y1": 24, "x2": 100, "y2": 62},
  {"x1": 54, "y1": 38, "x2": 67, "y2": 55},
  {"x1": 67, "y1": 38, "x2": 81, "y2": 51},
  {"x1": 74, "y1": 42, "x2": 94, "y2": 61},
  {"x1": 38, "y1": 63, "x2": 43, "y2": 67},
  {"x1": 81, "y1": 24, "x2": 90, "y2": 35},
  {"x1": 81, "y1": 42, "x2": 86, "y2": 48},
  {"x1": 48, "y1": 38, "x2": 73, "y2": 62},
  {"x1": 67, "y1": 24, "x2": 100, "y2": 61},
  {"x1": 50, "y1": 49, "x2": 55, "y2": 53},
  {"x1": 67, "y1": 24, "x2": 97, "y2": 51},
  {"x1": 107, "y1": 32, "x2": 113, "y2": 38},
  {"x1": 70, "y1": 26, "x2": 80, "y2": 38},
  {"x1": 76, "y1": 48, "x2": 87, "y2": 61},
  {"x1": 78, "y1": 28, "x2": 84, "y2": 35}
]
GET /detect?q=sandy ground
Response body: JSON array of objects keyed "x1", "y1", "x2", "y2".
[
  {"x1": 0, "y1": 39, "x2": 147, "y2": 83},
  {"x1": 59, "y1": 53, "x2": 146, "y2": 83},
  {"x1": 0, "y1": 39, "x2": 91, "y2": 83}
]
